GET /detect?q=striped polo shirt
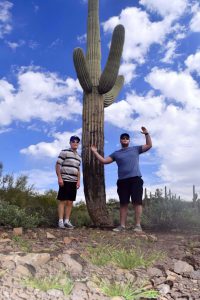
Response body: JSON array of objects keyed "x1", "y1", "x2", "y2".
[{"x1": 57, "y1": 148, "x2": 81, "y2": 182}]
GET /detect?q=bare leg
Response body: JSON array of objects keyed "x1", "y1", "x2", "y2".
[
  {"x1": 58, "y1": 200, "x2": 66, "y2": 220},
  {"x1": 65, "y1": 200, "x2": 73, "y2": 220},
  {"x1": 133, "y1": 204, "x2": 142, "y2": 225},
  {"x1": 120, "y1": 204, "x2": 129, "y2": 227}
]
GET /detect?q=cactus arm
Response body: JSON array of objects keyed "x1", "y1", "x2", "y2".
[
  {"x1": 73, "y1": 48, "x2": 92, "y2": 93},
  {"x1": 98, "y1": 24, "x2": 125, "y2": 94},
  {"x1": 104, "y1": 75, "x2": 124, "y2": 108}
]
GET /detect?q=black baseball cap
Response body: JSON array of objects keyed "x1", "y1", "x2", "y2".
[
  {"x1": 120, "y1": 133, "x2": 130, "y2": 139},
  {"x1": 70, "y1": 135, "x2": 80, "y2": 142}
]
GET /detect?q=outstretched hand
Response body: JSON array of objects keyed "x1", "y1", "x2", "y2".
[
  {"x1": 91, "y1": 145, "x2": 97, "y2": 152},
  {"x1": 141, "y1": 126, "x2": 148, "y2": 134}
]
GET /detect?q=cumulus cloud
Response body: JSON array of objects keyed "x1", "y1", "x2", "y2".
[
  {"x1": 139, "y1": 0, "x2": 188, "y2": 18},
  {"x1": 6, "y1": 39, "x2": 25, "y2": 50},
  {"x1": 105, "y1": 92, "x2": 165, "y2": 131},
  {"x1": 103, "y1": 7, "x2": 176, "y2": 64},
  {"x1": 0, "y1": 0, "x2": 12, "y2": 38},
  {"x1": 190, "y1": 4, "x2": 200, "y2": 32},
  {"x1": 161, "y1": 40, "x2": 177, "y2": 63},
  {"x1": 119, "y1": 62, "x2": 137, "y2": 84},
  {"x1": 185, "y1": 50, "x2": 200, "y2": 74},
  {"x1": 77, "y1": 33, "x2": 87, "y2": 44},
  {"x1": 0, "y1": 66, "x2": 82, "y2": 127},
  {"x1": 20, "y1": 129, "x2": 82, "y2": 158},
  {"x1": 145, "y1": 68, "x2": 200, "y2": 109}
]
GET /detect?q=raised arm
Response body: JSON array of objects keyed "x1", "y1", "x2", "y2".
[
  {"x1": 141, "y1": 126, "x2": 152, "y2": 152},
  {"x1": 91, "y1": 145, "x2": 113, "y2": 164}
]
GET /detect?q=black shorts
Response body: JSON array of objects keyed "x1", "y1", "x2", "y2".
[
  {"x1": 57, "y1": 181, "x2": 77, "y2": 201},
  {"x1": 117, "y1": 176, "x2": 143, "y2": 205}
]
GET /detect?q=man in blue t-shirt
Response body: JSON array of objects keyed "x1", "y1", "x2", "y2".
[{"x1": 91, "y1": 126, "x2": 152, "y2": 232}]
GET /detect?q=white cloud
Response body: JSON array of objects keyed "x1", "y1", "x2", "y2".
[
  {"x1": 19, "y1": 169, "x2": 57, "y2": 192},
  {"x1": 0, "y1": 66, "x2": 82, "y2": 126},
  {"x1": 161, "y1": 40, "x2": 177, "y2": 63},
  {"x1": 49, "y1": 38, "x2": 62, "y2": 48},
  {"x1": 0, "y1": 0, "x2": 12, "y2": 38},
  {"x1": 185, "y1": 50, "x2": 200, "y2": 74},
  {"x1": 20, "y1": 129, "x2": 82, "y2": 158},
  {"x1": 6, "y1": 39, "x2": 25, "y2": 50},
  {"x1": 190, "y1": 4, "x2": 200, "y2": 32},
  {"x1": 140, "y1": 0, "x2": 188, "y2": 18},
  {"x1": 103, "y1": 7, "x2": 175, "y2": 63},
  {"x1": 119, "y1": 62, "x2": 136, "y2": 84},
  {"x1": 145, "y1": 68, "x2": 200, "y2": 108},
  {"x1": 105, "y1": 92, "x2": 165, "y2": 131},
  {"x1": 77, "y1": 33, "x2": 86, "y2": 44}
]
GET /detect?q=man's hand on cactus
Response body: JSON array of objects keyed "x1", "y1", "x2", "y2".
[{"x1": 91, "y1": 145, "x2": 97, "y2": 153}]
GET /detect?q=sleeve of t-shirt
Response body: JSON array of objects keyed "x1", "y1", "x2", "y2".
[
  {"x1": 57, "y1": 150, "x2": 67, "y2": 165},
  {"x1": 109, "y1": 152, "x2": 116, "y2": 161},
  {"x1": 138, "y1": 145, "x2": 143, "y2": 154}
]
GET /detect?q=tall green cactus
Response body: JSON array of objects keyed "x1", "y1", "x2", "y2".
[{"x1": 73, "y1": 0, "x2": 125, "y2": 226}]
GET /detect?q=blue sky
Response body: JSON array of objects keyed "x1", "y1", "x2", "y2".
[{"x1": 0, "y1": 0, "x2": 200, "y2": 201}]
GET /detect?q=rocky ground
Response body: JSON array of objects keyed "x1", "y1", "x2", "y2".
[{"x1": 0, "y1": 226, "x2": 200, "y2": 300}]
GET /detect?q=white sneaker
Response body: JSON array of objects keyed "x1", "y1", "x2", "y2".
[
  {"x1": 133, "y1": 224, "x2": 143, "y2": 232},
  {"x1": 58, "y1": 222, "x2": 65, "y2": 229},
  {"x1": 64, "y1": 220, "x2": 74, "y2": 229},
  {"x1": 113, "y1": 225, "x2": 126, "y2": 232}
]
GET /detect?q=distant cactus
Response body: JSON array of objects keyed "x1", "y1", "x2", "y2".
[
  {"x1": 73, "y1": 0, "x2": 125, "y2": 225},
  {"x1": 193, "y1": 185, "x2": 198, "y2": 207}
]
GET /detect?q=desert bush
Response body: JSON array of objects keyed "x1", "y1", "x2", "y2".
[
  {"x1": 0, "y1": 201, "x2": 42, "y2": 228},
  {"x1": 143, "y1": 197, "x2": 200, "y2": 230},
  {"x1": 0, "y1": 173, "x2": 35, "y2": 208}
]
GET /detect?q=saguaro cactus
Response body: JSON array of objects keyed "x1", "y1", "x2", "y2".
[{"x1": 73, "y1": 0, "x2": 125, "y2": 226}]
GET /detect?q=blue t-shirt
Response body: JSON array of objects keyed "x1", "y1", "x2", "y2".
[{"x1": 109, "y1": 146, "x2": 143, "y2": 180}]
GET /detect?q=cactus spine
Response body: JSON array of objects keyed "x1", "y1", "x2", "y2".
[{"x1": 73, "y1": 0, "x2": 125, "y2": 225}]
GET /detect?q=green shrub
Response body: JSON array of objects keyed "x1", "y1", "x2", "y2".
[
  {"x1": 0, "y1": 201, "x2": 42, "y2": 228},
  {"x1": 143, "y1": 197, "x2": 200, "y2": 230}
]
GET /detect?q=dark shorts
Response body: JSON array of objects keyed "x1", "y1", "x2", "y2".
[
  {"x1": 117, "y1": 176, "x2": 143, "y2": 206},
  {"x1": 57, "y1": 181, "x2": 77, "y2": 201}
]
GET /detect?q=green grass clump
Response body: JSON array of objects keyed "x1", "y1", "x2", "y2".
[
  {"x1": 12, "y1": 235, "x2": 32, "y2": 252},
  {"x1": 111, "y1": 248, "x2": 164, "y2": 270},
  {"x1": 99, "y1": 280, "x2": 159, "y2": 300},
  {"x1": 23, "y1": 274, "x2": 73, "y2": 296},
  {"x1": 85, "y1": 245, "x2": 112, "y2": 266},
  {"x1": 84, "y1": 244, "x2": 164, "y2": 269}
]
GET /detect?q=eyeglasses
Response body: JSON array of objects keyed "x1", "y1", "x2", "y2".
[
  {"x1": 71, "y1": 140, "x2": 79, "y2": 144},
  {"x1": 121, "y1": 137, "x2": 129, "y2": 140}
]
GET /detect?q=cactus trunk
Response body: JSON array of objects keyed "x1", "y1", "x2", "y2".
[{"x1": 82, "y1": 88, "x2": 111, "y2": 225}]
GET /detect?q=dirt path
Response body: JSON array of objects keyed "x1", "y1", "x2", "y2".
[{"x1": 0, "y1": 227, "x2": 200, "y2": 300}]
